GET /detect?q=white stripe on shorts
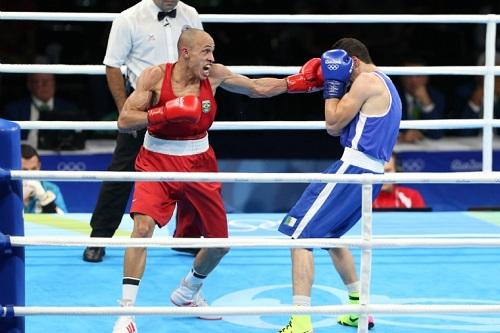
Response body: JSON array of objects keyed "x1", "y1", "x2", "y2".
[
  {"x1": 143, "y1": 131, "x2": 209, "y2": 156},
  {"x1": 291, "y1": 161, "x2": 350, "y2": 239},
  {"x1": 341, "y1": 147, "x2": 384, "y2": 173}
]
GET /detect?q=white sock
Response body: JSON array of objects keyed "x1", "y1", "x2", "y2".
[
  {"x1": 184, "y1": 268, "x2": 206, "y2": 288},
  {"x1": 293, "y1": 295, "x2": 311, "y2": 307},
  {"x1": 122, "y1": 277, "x2": 140, "y2": 305},
  {"x1": 346, "y1": 281, "x2": 360, "y2": 294}
]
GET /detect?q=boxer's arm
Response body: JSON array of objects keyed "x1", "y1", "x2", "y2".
[
  {"x1": 325, "y1": 73, "x2": 375, "y2": 136},
  {"x1": 117, "y1": 66, "x2": 162, "y2": 130},
  {"x1": 214, "y1": 64, "x2": 288, "y2": 98}
]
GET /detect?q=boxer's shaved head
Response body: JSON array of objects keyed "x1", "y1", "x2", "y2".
[{"x1": 177, "y1": 28, "x2": 213, "y2": 53}]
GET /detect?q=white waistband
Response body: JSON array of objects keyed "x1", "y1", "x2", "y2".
[
  {"x1": 143, "y1": 131, "x2": 209, "y2": 156},
  {"x1": 341, "y1": 147, "x2": 384, "y2": 173}
]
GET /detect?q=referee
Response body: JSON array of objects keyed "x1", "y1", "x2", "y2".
[{"x1": 83, "y1": 0, "x2": 203, "y2": 262}]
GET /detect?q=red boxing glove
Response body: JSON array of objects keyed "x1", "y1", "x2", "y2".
[
  {"x1": 147, "y1": 96, "x2": 201, "y2": 125},
  {"x1": 286, "y1": 58, "x2": 324, "y2": 93}
]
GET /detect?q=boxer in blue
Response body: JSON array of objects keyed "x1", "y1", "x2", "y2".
[{"x1": 278, "y1": 38, "x2": 402, "y2": 332}]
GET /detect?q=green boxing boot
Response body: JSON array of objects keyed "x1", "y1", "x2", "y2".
[
  {"x1": 337, "y1": 292, "x2": 375, "y2": 329},
  {"x1": 278, "y1": 315, "x2": 313, "y2": 333}
]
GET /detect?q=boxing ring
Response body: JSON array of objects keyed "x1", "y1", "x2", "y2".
[
  {"x1": 18, "y1": 211, "x2": 500, "y2": 333},
  {"x1": 1, "y1": 11, "x2": 500, "y2": 333}
]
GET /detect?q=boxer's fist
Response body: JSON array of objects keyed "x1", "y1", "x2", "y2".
[
  {"x1": 286, "y1": 58, "x2": 324, "y2": 93},
  {"x1": 23, "y1": 180, "x2": 56, "y2": 206},
  {"x1": 321, "y1": 49, "x2": 353, "y2": 99},
  {"x1": 147, "y1": 96, "x2": 201, "y2": 125},
  {"x1": 301, "y1": 58, "x2": 323, "y2": 82}
]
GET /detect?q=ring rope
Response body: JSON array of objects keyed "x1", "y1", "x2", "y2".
[
  {"x1": 2, "y1": 64, "x2": 498, "y2": 76},
  {"x1": 1, "y1": 12, "x2": 499, "y2": 23},
  {"x1": 8, "y1": 170, "x2": 500, "y2": 184},
  {"x1": 4, "y1": 304, "x2": 500, "y2": 317},
  {"x1": 13, "y1": 119, "x2": 500, "y2": 131},
  {"x1": 0, "y1": 64, "x2": 304, "y2": 75},
  {"x1": 8, "y1": 236, "x2": 500, "y2": 249}
]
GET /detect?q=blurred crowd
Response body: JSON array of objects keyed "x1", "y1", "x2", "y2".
[{"x1": 1, "y1": 0, "x2": 499, "y2": 143}]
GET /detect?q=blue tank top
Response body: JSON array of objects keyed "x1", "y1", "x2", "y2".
[{"x1": 340, "y1": 71, "x2": 402, "y2": 162}]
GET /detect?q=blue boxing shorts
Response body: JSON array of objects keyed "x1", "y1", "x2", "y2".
[{"x1": 278, "y1": 148, "x2": 384, "y2": 239}]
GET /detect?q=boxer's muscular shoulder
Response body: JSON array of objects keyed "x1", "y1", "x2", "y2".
[{"x1": 137, "y1": 65, "x2": 165, "y2": 92}]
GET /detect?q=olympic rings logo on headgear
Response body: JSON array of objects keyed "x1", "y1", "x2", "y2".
[
  {"x1": 400, "y1": 158, "x2": 426, "y2": 172},
  {"x1": 56, "y1": 161, "x2": 87, "y2": 171}
]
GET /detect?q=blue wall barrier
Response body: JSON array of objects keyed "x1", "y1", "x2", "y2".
[
  {"x1": 38, "y1": 151, "x2": 500, "y2": 213},
  {"x1": 398, "y1": 151, "x2": 500, "y2": 211}
]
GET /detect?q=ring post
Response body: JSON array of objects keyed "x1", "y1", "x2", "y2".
[{"x1": 0, "y1": 119, "x2": 25, "y2": 333}]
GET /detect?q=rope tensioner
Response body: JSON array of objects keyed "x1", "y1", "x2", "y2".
[{"x1": 0, "y1": 232, "x2": 12, "y2": 254}]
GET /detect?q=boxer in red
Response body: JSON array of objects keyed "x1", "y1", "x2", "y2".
[{"x1": 112, "y1": 27, "x2": 323, "y2": 333}]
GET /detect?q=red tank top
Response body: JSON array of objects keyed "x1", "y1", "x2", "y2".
[{"x1": 147, "y1": 63, "x2": 217, "y2": 139}]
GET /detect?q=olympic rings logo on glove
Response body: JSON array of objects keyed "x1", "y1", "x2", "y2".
[
  {"x1": 327, "y1": 64, "x2": 339, "y2": 71},
  {"x1": 56, "y1": 161, "x2": 87, "y2": 171}
]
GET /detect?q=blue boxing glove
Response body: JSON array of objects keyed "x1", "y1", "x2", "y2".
[{"x1": 321, "y1": 49, "x2": 353, "y2": 99}]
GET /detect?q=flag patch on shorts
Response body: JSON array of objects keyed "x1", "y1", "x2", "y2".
[{"x1": 283, "y1": 216, "x2": 297, "y2": 227}]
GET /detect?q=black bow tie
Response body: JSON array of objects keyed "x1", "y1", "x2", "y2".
[{"x1": 157, "y1": 9, "x2": 176, "y2": 21}]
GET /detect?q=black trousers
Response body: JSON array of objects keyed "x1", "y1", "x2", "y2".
[{"x1": 89, "y1": 130, "x2": 146, "y2": 238}]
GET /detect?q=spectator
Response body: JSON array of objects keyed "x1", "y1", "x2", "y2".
[
  {"x1": 398, "y1": 57, "x2": 446, "y2": 142},
  {"x1": 21, "y1": 143, "x2": 67, "y2": 214},
  {"x1": 83, "y1": 0, "x2": 204, "y2": 263},
  {"x1": 454, "y1": 52, "x2": 500, "y2": 136},
  {"x1": 2, "y1": 73, "x2": 83, "y2": 150},
  {"x1": 373, "y1": 153, "x2": 426, "y2": 209}
]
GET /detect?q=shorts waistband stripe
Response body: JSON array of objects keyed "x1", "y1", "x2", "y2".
[
  {"x1": 143, "y1": 131, "x2": 209, "y2": 156},
  {"x1": 341, "y1": 147, "x2": 384, "y2": 173}
]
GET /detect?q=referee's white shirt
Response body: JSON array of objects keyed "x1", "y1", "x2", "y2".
[{"x1": 103, "y1": 0, "x2": 203, "y2": 89}]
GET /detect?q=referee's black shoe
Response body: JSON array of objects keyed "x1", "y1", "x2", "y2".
[{"x1": 83, "y1": 247, "x2": 105, "y2": 262}]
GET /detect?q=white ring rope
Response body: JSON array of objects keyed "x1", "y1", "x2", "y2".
[
  {"x1": 0, "y1": 64, "x2": 305, "y2": 75},
  {"x1": 8, "y1": 236, "x2": 500, "y2": 249},
  {"x1": 13, "y1": 119, "x2": 500, "y2": 131},
  {"x1": 1, "y1": 64, "x2": 499, "y2": 76},
  {"x1": 8, "y1": 170, "x2": 500, "y2": 183},
  {"x1": 4, "y1": 304, "x2": 500, "y2": 317},
  {"x1": 1, "y1": 12, "x2": 499, "y2": 23}
]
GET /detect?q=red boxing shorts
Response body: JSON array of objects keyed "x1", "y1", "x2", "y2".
[{"x1": 131, "y1": 134, "x2": 228, "y2": 238}]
